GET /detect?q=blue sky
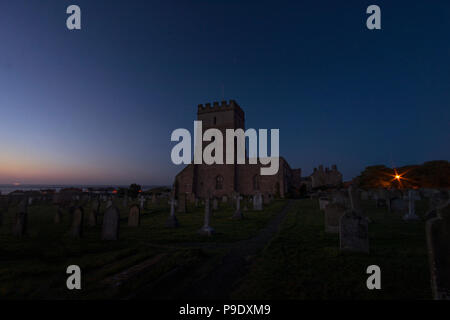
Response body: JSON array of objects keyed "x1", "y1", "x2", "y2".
[{"x1": 0, "y1": 0, "x2": 449, "y2": 185}]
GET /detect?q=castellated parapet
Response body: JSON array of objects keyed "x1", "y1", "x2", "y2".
[{"x1": 197, "y1": 100, "x2": 245, "y2": 119}]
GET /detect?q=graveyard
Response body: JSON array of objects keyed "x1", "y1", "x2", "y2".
[{"x1": 0, "y1": 190, "x2": 443, "y2": 300}]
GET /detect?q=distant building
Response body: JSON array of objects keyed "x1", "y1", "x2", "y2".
[
  {"x1": 174, "y1": 100, "x2": 302, "y2": 201},
  {"x1": 310, "y1": 165, "x2": 343, "y2": 189}
]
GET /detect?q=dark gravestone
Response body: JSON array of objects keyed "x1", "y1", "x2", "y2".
[
  {"x1": 339, "y1": 211, "x2": 369, "y2": 253},
  {"x1": 319, "y1": 198, "x2": 329, "y2": 211},
  {"x1": 54, "y1": 206, "x2": 63, "y2": 224},
  {"x1": 332, "y1": 190, "x2": 348, "y2": 207},
  {"x1": 376, "y1": 198, "x2": 387, "y2": 208},
  {"x1": 324, "y1": 203, "x2": 346, "y2": 233},
  {"x1": 375, "y1": 189, "x2": 388, "y2": 208},
  {"x1": 13, "y1": 198, "x2": 28, "y2": 237},
  {"x1": 128, "y1": 205, "x2": 140, "y2": 227},
  {"x1": 391, "y1": 198, "x2": 408, "y2": 214},
  {"x1": 426, "y1": 202, "x2": 450, "y2": 300},
  {"x1": 88, "y1": 199, "x2": 100, "y2": 227},
  {"x1": 0, "y1": 197, "x2": 9, "y2": 226},
  {"x1": 348, "y1": 186, "x2": 362, "y2": 215},
  {"x1": 253, "y1": 193, "x2": 263, "y2": 211},
  {"x1": 70, "y1": 207, "x2": 84, "y2": 238},
  {"x1": 102, "y1": 206, "x2": 120, "y2": 240}
]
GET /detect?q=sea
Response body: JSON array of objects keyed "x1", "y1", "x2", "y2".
[{"x1": 0, "y1": 184, "x2": 159, "y2": 195}]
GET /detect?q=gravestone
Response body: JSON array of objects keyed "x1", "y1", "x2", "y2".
[
  {"x1": 212, "y1": 198, "x2": 218, "y2": 211},
  {"x1": 54, "y1": 206, "x2": 63, "y2": 224},
  {"x1": 348, "y1": 186, "x2": 362, "y2": 215},
  {"x1": 102, "y1": 206, "x2": 120, "y2": 240},
  {"x1": 232, "y1": 194, "x2": 244, "y2": 219},
  {"x1": 166, "y1": 198, "x2": 179, "y2": 228},
  {"x1": 253, "y1": 193, "x2": 263, "y2": 211},
  {"x1": 106, "y1": 199, "x2": 113, "y2": 209},
  {"x1": 199, "y1": 198, "x2": 215, "y2": 236},
  {"x1": 403, "y1": 189, "x2": 419, "y2": 221},
  {"x1": 361, "y1": 191, "x2": 369, "y2": 200},
  {"x1": 152, "y1": 193, "x2": 157, "y2": 204},
  {"x1": 88, "y1": 199, "x2": 100, "y2": 227},
  {"x1": 339, "y1": 211, "x2": 369, "y2": 253},
  {"x1": 426, "y1": 202, "x2": 450, "y2": 300},
  {"x1": 319, "y1": 198, "x2": 329, "y2": 211},
  {"x1": 221, "y1": 196, "x2": 228, "y2": 203},
  {"x1": 0, "y1": 197, "x2": 9, "y2": 226},
  {"x1": 139, "y1": 197, "x2": 145, "y2": 211},
  {"x1": 12, "y1": 198, "x2": 28, "y2": 237},
  {"x1": 194, "y1": 198, "x2": 199, "y2": 208},
  {"x1": 375, "y1": 189, "x2": 388, "y2": 208},
  {"x1": 332, "y1": 190, "x2": 347, "y2": 206},
  {"x1": 177, "y1": 194, "x2": 187, "y2": 213},
  {"x1": 324, "y1": 203, "x2": 346, "y2": 233},
  {"x1": 391, "y1": 198, "x2": 408, "y2": 214},
  {"x1": 70, "y1": 207, "x2": 84, "y2": 238},
  {"x1": 128, "y1": 205, "x2": 140, "y2": 227}
]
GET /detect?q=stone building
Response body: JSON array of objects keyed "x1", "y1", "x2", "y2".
[
  {"x1": 174, "y1": 100, "x2": 302, "y2": 201},
  {"x1": 310, "y1": 165, "x2": 343, "y2": 189}
]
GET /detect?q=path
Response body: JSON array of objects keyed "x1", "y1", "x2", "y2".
[{"x1": 133, "y1": 200, "x2": 294, "y2": 299}]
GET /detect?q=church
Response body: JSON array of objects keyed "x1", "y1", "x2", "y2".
[{"x1": 173, "y1": 100, "x2": 302, "y2": 202}]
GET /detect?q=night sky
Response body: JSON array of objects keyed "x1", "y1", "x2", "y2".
[{"x1": 0, "y1": 0, "x2": 449, "y2": 185}]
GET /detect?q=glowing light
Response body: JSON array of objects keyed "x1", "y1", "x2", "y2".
[{"x1": 395, "y1": 175, "x2": 401, "y2": 180}]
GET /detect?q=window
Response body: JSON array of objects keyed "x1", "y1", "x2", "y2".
[
  {"x1": 253, "y1": 175, "x2": 260, "y2": 190},
  {"x1": 216, "y1": 175, "x2": 224, "y2": 190}
]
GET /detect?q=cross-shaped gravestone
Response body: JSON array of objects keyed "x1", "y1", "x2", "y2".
[
  {"x1": 166, "y1": 198, "x2": 179, "y2": 228},
  {"x1": 199, "y1": 198, "x2": 215, "y2": 236},
  {"x1": 403, "y1": 190, "x2": 419, "y2": 221}
]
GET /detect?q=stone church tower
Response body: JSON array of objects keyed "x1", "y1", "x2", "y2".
[
  {"x1": 194, "y1": 100, "x2": 244, "y2": 198},
  {"x1": 174, "y1": 100, "x2": 301, "y2": 202}
]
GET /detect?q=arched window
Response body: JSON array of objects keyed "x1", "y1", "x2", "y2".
[
  {"x1": 216, "y1": 175, "x2": 224, "y2": 190},
  {"x1": 211, "y1": 136, "x2": 216, "y2": 157},
  {"x1": 253, "y1": 175, "x2": 260, "y2": 190}
]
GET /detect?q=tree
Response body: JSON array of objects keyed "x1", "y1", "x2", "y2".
[
  {"x1": 128, "y1": 184, "x2": 142, "y2": 199},
  {"x1": 357, "y1": 161, "x2": 450, "y2": 189}
]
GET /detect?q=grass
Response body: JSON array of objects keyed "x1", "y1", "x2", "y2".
[
  {"x1": 231, "y1": 199, "x2": 432, "y2": 299},
  {"x1": 0, "y1": 197, "x2": 433, "y2": 299},
  {"x1": 0, "y1": 198, "x2": 285, "y2": 299}
]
